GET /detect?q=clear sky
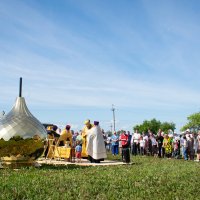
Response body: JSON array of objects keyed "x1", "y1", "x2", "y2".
[{"x1": 1, "y1": 0, "x2": 200, "y2": 133}]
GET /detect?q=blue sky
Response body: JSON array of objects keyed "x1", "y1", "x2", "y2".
[{"x1": 1, "y1": 0, "x2": 200, "y2": 133}]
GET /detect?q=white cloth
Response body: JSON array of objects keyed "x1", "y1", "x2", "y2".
[
  {"x1": 133, "y1": 133, "x2": 140, "y2": 143},
  {"x1": 86, "y1": 125, "x2": 107, "y2": 160}
]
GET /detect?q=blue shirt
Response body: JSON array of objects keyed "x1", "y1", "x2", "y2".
[
  {"x1": 75, "y1": 145, "x2": 82, "y2": 152},
  {"x1": 111, "y1": 135, "x2": 119, "y2": 146}
]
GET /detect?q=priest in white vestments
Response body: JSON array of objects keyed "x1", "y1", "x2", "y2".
[{"x1": 86, "y1": 121, "x2": 107, "y2": 163}]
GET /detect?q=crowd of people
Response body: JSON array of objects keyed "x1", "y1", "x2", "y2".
[
  {"x1": 47, "y1": 125, "x2": 200, "y2": 162},
  {"x1": 104, "y1": 128, "x2": 200, "y2": 161}
]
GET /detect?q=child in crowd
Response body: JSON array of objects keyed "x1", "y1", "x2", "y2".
[
  {"x1": 140, "y1": 136, "x2": 145, "y2": 156},
  {"x1": 75, "y1": 140, "x2": 82, "y2": 163},
  {"x1": 172, "y1": 139, "x2": 179, "y2": 159}
]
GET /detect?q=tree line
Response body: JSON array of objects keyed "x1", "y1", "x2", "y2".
[{"x1": 106, "y1": 112, "x2": 200, "y2": 135}]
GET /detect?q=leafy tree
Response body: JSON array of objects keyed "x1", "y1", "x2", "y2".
[
  {"x1": 160, "y1": 122, "x2": 176, "y2": 134},
  {"x1": 116, "y1": 130, "x2": 124, "y2": 135},
  {"x1": 180, "y1": 112, "x2": 200, "y2": 133},
  {"x1": 133, "y1": 118, "x2": 175, "y2": 135}
]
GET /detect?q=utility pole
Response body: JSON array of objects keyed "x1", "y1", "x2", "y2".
[
  {"x1": 111, "y1": 104, "x2": 115, "y2": 132},
  {"x1": 110, "y1": 123, "x2": 113, "y2": 133}
]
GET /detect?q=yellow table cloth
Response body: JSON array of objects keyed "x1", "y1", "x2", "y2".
[{"x1": 54, "y1": 147, "x2": 74, "y2": 158}]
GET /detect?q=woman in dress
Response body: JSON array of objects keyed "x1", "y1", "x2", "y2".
[{"x1": 163, "y1": 135, "x2": 174, "y2": 159}]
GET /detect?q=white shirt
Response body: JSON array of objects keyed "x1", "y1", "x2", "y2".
[
  {"x1": 186, "y1": 135, "x2": 191, "y2": 141},
  {"x1": 133, "y1": 133, "x2": 140, "y2": 143},
  {"x1": 140, "y1": 140, "x2": 145, "y2": 147}
]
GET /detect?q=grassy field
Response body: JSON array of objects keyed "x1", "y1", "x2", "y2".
[{"x1": 0, "y1": 153, "x2": 200, "y2": 200}]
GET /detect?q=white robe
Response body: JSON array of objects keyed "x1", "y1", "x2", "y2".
[{"x1": 86, "y1": 125, "x2": 107, "y2": 160}]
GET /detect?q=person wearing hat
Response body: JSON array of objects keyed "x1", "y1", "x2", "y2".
[
  {"x1": 81, "y1": 120, "x2": 94, "y2": 158},
  {"x1": 60, "y1": 125, "x2": 73, "y2": 147},
  {"x1": 86, "y1": 121, "x2": 107, "y2": 163}
]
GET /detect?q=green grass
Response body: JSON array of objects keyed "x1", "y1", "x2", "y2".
[{"x1": 0, "y1": 154, "x2": 200, "y2": 200}]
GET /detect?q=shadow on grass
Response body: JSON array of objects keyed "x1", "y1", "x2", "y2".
[{"x1": 40, "y1": 163, "x2": 90, "y2": 170}]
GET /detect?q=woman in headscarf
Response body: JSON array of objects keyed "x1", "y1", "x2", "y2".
[{"x1": 59, "y1": 125, "x2": 73, "y2": 147}]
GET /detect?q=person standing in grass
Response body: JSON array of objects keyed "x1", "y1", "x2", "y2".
[
  {"x1": 156, "y1": 129, "x2": 163, "y2": 158},
  {"x1": 187, "y1": 137, "x2": 194, "y2": 160},
  {"x1": 194, "y1": 131, "x2": 200, "y2": 161},
  {"x1": 174, "y1": 133, "x2": 181, "y2": 157},
  {"x1": 183, "y1": 136, "x2": 188, "y2": 161},
  {"x1": 130, "y1": 133, "x2": 134, "y2": 155},
  {"x1": 180, "y1": 133, "x2": 185, "y2": 158},
  {"x1": 111, "y1": 131, "x2": 119, "y2": 155},
  {"x1": 142, "y1": 131, "x2": 148, "y2": 156},
  {"x1": 119, "y1": 133, "x2": 122, "y2": 154},
  {"x1": 106, "y1": 133, "x2": 112, "y2": 153},
  {"x1": 75, "y1": 140, "x2": 82, "y2": 163},
  {"x1": 161, "y1": 132, "x2": 165, "y2": 157},
  {"x1": 127, "y1": 131, "x2": 132, "y2": 152},
  {"x1": 148, "y1": 131, "x2": 153, "y2": 156},
  {"x1": 132, "y1": 129, "x2": 141, "y2": 156},
  {"x1": 163, "y1": 135, "x2": 174, "y2": 159},
  {"x1": 121, "y1": 131, "x2": 129, "y2": 149},
  {"x1": 152, "y1": 135, "x2": 157, "y2": 157},
  {"x1": 140, "y1": 136, "x2": 145, "y2": 156}
]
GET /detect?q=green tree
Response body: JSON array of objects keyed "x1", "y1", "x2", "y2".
[
  {"x1": 160, "y1": 122, "x2": 176, "y2": 134},
  {"x1": 133, "y1": 118, "x2": 175, "y2": 135},
  {"x1": 117, "y1": 130, "x2": 124, "y2": 135},
  {"x1": 180, "y1": 112, "x2": 200, "y2": 133}
]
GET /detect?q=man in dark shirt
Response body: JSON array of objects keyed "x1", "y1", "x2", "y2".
[
  {"x1": 127, "y1": 131, "x2": 132, "y2": 146},
  {"x1": 156, "y1": 129, "x2": 164, "y2": 158}
]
